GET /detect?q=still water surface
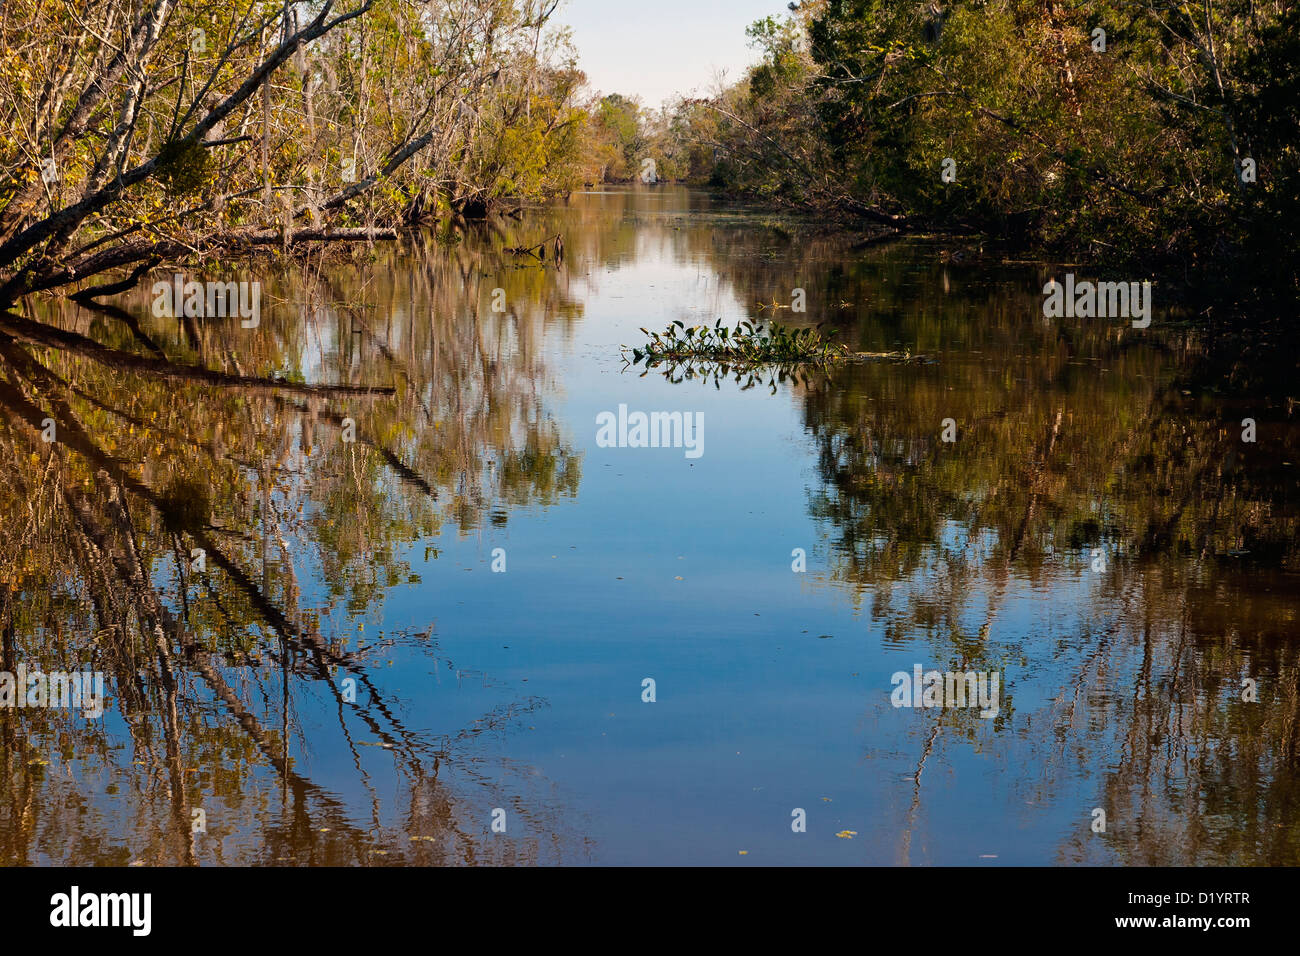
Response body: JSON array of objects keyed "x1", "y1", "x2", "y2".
[{"x1": 3, "y1": 186, "x2": 1298, "y2": 865}]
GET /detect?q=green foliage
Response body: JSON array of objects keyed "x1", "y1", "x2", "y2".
[
  {"x1": 654, "y1": 0, "x2": 1300, "y2": 292},
  {"x1": 0, "y1": 0, "x2": 591, "y2": 293},
  {"x1": 586, "y1": 94, "x2": 647, "y2": 181},
  {"x1": 627, "y1": 318, "x2": 847, "y2": 365}
]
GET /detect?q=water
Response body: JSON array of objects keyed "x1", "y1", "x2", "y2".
[{"x1": 3, "y1": 186, "x2": 1297, "y2": 865}]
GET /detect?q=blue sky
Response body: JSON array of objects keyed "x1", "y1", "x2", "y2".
[{"x1": 556, "y1": 0, "x2": 793, "y2": 109}]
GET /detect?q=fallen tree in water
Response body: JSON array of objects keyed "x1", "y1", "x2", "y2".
[{"x1": 0, "y1": 0, "x2": 587, "y2": 304}]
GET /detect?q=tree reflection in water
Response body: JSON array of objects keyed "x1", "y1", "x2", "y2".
[
  {"x1": 2, "y1": 187, "x2": 1297, "y2": 865},
  {"x1": 0, "y1": 233, "x2": 586, "y2": 865}
]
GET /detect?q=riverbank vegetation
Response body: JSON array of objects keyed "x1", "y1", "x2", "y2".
[
  {"x1": 6, "y1": 1, "x2": 1297, "y2": 305},
  {"x1": 0, "y1": 0, "x2": 591, "y2": 301},
  {"x1": 610, "y1": 0, "x2": 1300, "y2": 297}
]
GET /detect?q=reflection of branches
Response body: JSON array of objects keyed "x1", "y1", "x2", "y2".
[
  {"x1": 73, "y1": 297, "x2": 168, "y2": 359},
  {"x1": 629, "y1": 354, "x2": 833, "y2": 394},
  {"x1": 0, "y1": 337, "x2": 565, "y2": 862},
  {"x1": 0, "y1": 226, "x2": 596, "y2": 861},
  {"x1": 275, "y1": 393, "x2": 437, "y2": 500},
  {"x1": 899, "y1": 716, "x2": 941, "y2": 866},
  {"x1": 0, "y1": 311, "x2": 395, "y2": 398}
]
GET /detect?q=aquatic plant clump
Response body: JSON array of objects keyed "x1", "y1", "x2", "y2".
[{"x1": 626, "y1": 319, "x2": 850, "y2": 365}]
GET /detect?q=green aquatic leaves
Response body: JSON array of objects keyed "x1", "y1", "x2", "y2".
[{"x1": 627, "y1": 318, "x2": 847, "y2": 366}]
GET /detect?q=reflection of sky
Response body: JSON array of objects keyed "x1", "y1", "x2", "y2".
[
  {"x1": 345, "y1": 191, "x2": 1135, "y2": 864},
  {"x1": 58, "y1": 188, "x2": 1237, "y2": 865}
]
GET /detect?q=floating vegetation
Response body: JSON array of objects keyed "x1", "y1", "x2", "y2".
[
  {"x1": 626, "y1": 319, "x2": 848, "y2": 365},
  {"x1": 622, "y1": 320, "x2": 923, "y2": 392}
]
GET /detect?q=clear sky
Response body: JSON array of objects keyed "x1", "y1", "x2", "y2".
[{"x1": 555, "y1": 0, "x2": 794, "y2": 109}]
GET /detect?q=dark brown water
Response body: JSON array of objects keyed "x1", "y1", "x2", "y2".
[{"x1": 2, "y1": 186, "x2": 1298, "y2": 865}]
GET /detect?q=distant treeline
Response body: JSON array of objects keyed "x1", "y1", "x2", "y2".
[{"x1": 596, "y1": 0, "x2": 1300, "y2": 295}]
